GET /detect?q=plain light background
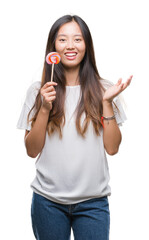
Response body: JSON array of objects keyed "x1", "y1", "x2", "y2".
[{"x1": 0, "y1": 0, "x2": 149, "y2": 239}]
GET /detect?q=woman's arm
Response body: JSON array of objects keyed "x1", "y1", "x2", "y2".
[
  {"x1": 102, "y1": 75, "x2": 133, "y2": 155},
  {"x1": 102, "y1": 100, "x2": 121, "y2": 155},
  {"x1": 24, "y1": 81, "x2": 57, "y2": 158},
  {"x1": 24, "y1": 106, "x2": 50, "y2": 158}
]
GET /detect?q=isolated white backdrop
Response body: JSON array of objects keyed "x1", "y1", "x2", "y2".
[{"x1": 0, "y1": 0, "x2": 149, "y2": 239}]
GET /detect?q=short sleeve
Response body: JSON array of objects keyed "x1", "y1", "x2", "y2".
[
  {"x1": 100, "y1": 79, "x2": 127, "y2": 126},
  {"x1": 17, "y1": 81, "x2": 41, "y2": 131},
  {"x1": 112, "y1": 95, "x2": 127, "y2": 126}
]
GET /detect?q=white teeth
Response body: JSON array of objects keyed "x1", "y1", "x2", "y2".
[{"x1": 65, "y1": 53, "x2": 77, "y2": 56}]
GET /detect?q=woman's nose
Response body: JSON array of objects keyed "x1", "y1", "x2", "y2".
[{"x1": 66, "y1": 39, "x2": 75, "y2": 49}]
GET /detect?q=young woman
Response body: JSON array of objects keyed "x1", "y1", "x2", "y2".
[{"x1": 17, "y1": 15, "x2": 132, "y2": 240}]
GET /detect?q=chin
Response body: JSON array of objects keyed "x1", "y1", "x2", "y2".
[{"x1": 62, "y1": 61, "x2": 81, "y2": 69}]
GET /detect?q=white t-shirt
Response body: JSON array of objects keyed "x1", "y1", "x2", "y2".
[{"x1": 17, "y1": 81, "x2": 127, "y2": 204}]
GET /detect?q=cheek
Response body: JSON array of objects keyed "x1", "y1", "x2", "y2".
[
  {"x1": 80, "y1": 44, "x2": 86, "y2": 57},
  {"x1": 80, "y1": 42, "x2": 86, "y2": 54},
  {"x1": 55, "y1": 41, "x2": 62, "y2": 52},
  {"x1": 55, "y1": 42, "x2": 59, "y2": 52}
]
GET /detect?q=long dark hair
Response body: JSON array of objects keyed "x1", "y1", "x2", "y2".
[{"x1": 28, "y1": 15, "x2": 106, "y2": 138}]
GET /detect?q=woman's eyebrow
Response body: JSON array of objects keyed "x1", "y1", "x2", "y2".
[
  {"x1": 57, "y1": 34, "x2": 83, "y2": 37},
  {"x1": 57, "y1": 34, "x2": 67, "y2": 37},
  {"x1": 74, "y1": 34, "x2": 83, "y2": 37}
]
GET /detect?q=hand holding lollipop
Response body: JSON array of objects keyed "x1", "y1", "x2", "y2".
[{"x1": 46, "y1": 52, "x2": 61, "y2": 82}]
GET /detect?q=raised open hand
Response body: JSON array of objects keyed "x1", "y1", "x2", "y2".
[{"x1": 103, "y1": 75, "x2": 133, "y2": 103}]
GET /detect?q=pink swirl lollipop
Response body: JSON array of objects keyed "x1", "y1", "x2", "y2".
[
  {"x1": 46, "y1": 52, "x2": 61, "y2": 64},
  {"x1": 46, "y1": 52, "x2": 61, "y2": 81}
]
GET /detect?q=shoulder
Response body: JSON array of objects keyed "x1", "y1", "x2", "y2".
[
  {"x1": 26, "y1": 81, "x2": 41, "y2": 96},
  {"x1": 99, "y1": 78, "x2": 124, "y2": 107},
  {"x1": 25, "y1": 81, "x2": 41, "y2": 107},
  {"x1": 98, "y1": 78, "x2": 114, "y2": 97},
  {"x1": 99, "y1": 78, "x2": 127, "y2": 124},
  {"x1": 99, "y1": 78, "x2": 114, "y2": 90}
]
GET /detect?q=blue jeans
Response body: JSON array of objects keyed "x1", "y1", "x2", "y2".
[{"x1": 31, "y1": 192, "x2": 110, "y2": 240}]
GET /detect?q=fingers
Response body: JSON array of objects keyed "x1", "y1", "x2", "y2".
[
  {"x1": 45, "y1": 95, "x2": 56, "y2": 103},
  {"x1": 127, "y1": 75, "x2": 133, "y2": 85},
  {"x1": 122, "y1": 75, "x2": 133, "y2": 90},
  {"x1": 40, "y1": 82, "x2": 58, "y2": 104},
  {"x1": 42, "y1": 85, "x2": 56, "y2": 93},
  {"x1": 116, "y1": 75, "x2": 133, "y2": 90},
  {"x1": 116, "y1": 78, "x2": 122, "y2": 86},
  {"x1": 42, "y1": 81, "x2": 58, "y2": 89},
  {"x1": 41, "y1": 90, "x2": 56, "y2": 101},
  {"x1": 41, "y1": 82, "x2": 57, "y2": 94}
]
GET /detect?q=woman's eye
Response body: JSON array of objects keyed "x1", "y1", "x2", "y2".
[
  {"x1": 75, "y1": 39, "x2": 81, "y2": 42},
  {"x1": 59, "y1": 39, "x2": 66, "y2": 42}
]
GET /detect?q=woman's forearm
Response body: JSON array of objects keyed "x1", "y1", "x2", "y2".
[
  {"x1": 25, "y1": 81, "x2": 57, "y2": 158},
  {"x1": 25, "y1": 106, "x2": 50, "y2": 158},
  {"x1": 102, "y1": 100, "x2": 122, "y2": 155},
  {"x1": 102, "y1": 75, "x2": 132, "y2": 155}
]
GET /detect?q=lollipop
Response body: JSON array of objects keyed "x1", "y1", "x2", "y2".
[{"x1": 46, "y1": 52, "x2": 61, "y2": 82}]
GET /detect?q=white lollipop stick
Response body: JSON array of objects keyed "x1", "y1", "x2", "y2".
[{"x1": 51, "y1": 63, "x2": 54, "y2": 82}]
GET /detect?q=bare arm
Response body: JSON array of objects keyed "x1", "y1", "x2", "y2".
[
  {"x1": 102, "y1": 75, "x2": 133, "y2": 155},
  {"x1": 24, "y1": 106, "x2": 50, "y2": 158},
  {"x1": 102, "y1": 100, "x2": 122, "y2": 155},
  {"x1": 24, "y1": 81, "x2": 57, "y2": 158}
]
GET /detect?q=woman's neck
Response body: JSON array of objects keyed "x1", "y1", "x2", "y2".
[{"x1": 64, "y1": 66, "x2": 80, "y2": 86}]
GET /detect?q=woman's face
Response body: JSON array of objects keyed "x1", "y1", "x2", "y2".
[{"x1": 55, "y1": 21, "x2": 86, "y2": 69}]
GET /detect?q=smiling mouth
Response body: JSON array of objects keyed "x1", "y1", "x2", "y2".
[{"x1": 64, "y1": 52, "x2": 77, "y2": 60}]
